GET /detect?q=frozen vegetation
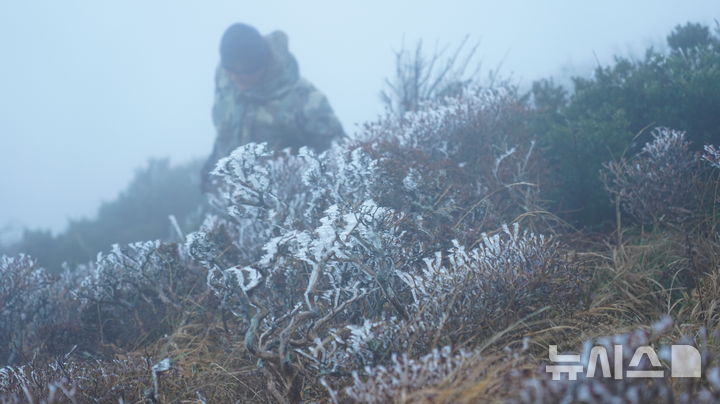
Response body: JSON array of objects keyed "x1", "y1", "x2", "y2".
[{"x1": 2, "y1": 22, "x2": 720, "y2": 403}]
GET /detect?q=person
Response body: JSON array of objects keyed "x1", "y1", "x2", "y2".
[{"x1": 201, "y1": 23, "x2": 345, "y2": 191}]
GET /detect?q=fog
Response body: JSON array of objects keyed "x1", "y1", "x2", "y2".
[{"x1": 0, "y1": 0, "x2": 717, "y2": 238}]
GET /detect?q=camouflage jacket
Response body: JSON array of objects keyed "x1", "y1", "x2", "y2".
[{"x1": 203, "y1": 30, "x2": 345, "y2": 184}]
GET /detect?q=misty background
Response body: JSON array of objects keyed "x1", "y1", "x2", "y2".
[{"x1": 1, "y1": 0, "x2": 718, "y2": 243}]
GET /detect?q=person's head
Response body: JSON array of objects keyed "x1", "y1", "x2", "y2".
[{"x1": 220, "y1": 23, "x2": 271, "y2": 90}]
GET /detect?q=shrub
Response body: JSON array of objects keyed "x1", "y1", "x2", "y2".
[
  {"x1": 704, "y1": 145, "x2": 720, "y2": 169},
  {"x1": 191, "y1": 88, "x2": 559, "y2": 402},
  {"x1": 340, "y1": 346, "x2": 475, "y2": 404},
  {"x1": 74, "y1": 240, "x2": 207, "y2": 350},
  {"x1": 380, "y1": 37, "x2": 482, "y2": 116},
  {"x1": 0, "y1": 356, "x2": 151, "y2": 403},
  {"x1": 0, "y1": 255, "x2": 83, "y2": 366},
  {"x1": 395, "y1": 223, "x2": 586, "y2": 348},
  {"x1": 601, "y1": 128, "x2": 712, "y2": 227},
  {"x1": 509, "y1": 318, "x2": 720, "y2": 404},
  {"x1": 532, "y1": 22, "x2": 720, "y2": 227}
]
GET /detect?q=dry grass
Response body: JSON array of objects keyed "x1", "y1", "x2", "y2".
[
  {"x1": 398, "y1": 223, "x2": 720, "y2": 403},
  {"x1": 5, "y1": 224, "x2": 718, "y2": 403}
]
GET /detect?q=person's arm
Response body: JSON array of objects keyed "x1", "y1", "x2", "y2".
[{"x1": 299, "y1": 87, "x2": 345, "y2": 152}]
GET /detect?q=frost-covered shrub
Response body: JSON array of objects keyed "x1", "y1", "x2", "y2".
[
  {"x1": 0, "y1": 255, "x2": 82, "y2": 365},
  {"x1": 0, "y1": 356, "x2": 151, "y2": 403},
  {"x1": 364, "y1": 88, "x2": 542, "y2": 245},
  {"x1": 190, "y1": 89, "x2": 550, "y2": 402},
  {"x1": 0, "y1": 255, "x2": 53, "y2": 365},
  {"x1": 339, "y1": 346, "x2": 474, "y2": 404},
  {"x1": 185, "y1": 214, "x2": 252, "y2": 277},
  {"x1": 209, "y1": 145, "x2": 315, "y2": 232},
  {"x1": 202, "y1": 142, "x2": 383, "y2": 267},
  {"x1": 602, "y1": 128, "x2": 711, "y2": 226},
  {"x1": 74, "y1": 240, "x2": 205, "y2": 348},
  {"x1": 198, "y1": 199, "x2": 412, "y2": 402},
  {"x1": 704, "y1": 145, "x2": 720, "y2": 169},
  {"x1": 396, "y1": 224, "x2": 586, "y2": 348},
  {"x1": 510, "y1": 318, "x2": 720, "y2": 404}
]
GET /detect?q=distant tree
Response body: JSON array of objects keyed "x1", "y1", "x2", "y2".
[
  {"x1": 2, "y1": 158, "x2": 205, "y2": 271},
  {"x1": 667, "y1": 21, "x2": 718, "y2": 51},
  {"x1": 531, "y1": 21, "x2": 720, "y2": 227}
]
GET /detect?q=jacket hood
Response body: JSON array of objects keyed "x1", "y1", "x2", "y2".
[{"x1": 242, "y1": 30, "x2": 300, "y2": 101}]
